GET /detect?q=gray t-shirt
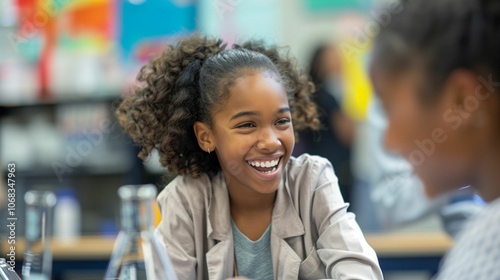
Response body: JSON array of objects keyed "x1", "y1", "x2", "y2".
[{"x1": 231, "y1": 220, "x2": 273, "y2": 280}]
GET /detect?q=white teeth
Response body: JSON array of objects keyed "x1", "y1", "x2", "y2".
[
  {"x1": 260, "y1": 167, "x2": 277, "y2": 174},
  {"x1": 247, "y1": 157, "x2": 280, "y2": 168}
]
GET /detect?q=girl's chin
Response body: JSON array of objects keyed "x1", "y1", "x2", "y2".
[
  {"x1": 249, "y1": 185, "x2": 280, "y2": 195},
  {"x1": 258, "y1": 181, "x2": 281, "y2": 191},
  {"x1": 422, "y1": 179, "x2": 462, "y2": 199},
  {"x1": 246, "y1": 174, "x2": 283, "y2": 194}
]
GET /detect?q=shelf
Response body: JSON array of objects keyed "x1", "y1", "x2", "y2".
[
  {"x1": 0, "y1": 94, "x2": 123, "y2": 108},
  {"x1": 3, "y1": 166, "x2": 132, "y2": 178}
]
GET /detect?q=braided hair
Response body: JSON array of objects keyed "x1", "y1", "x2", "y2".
[
  {"x1": 371, "y1": 0, "x2": 500, "y2": 102},
  {"x1": 116, "y1": 35, "x2": 319, "y2": 178}
]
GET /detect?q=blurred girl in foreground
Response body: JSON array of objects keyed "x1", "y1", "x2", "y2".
[{"x1": 370, "y1": 0, "x2": 500, "y2": 279}]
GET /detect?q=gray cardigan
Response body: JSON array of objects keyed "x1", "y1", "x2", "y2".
[{"x1": 155, "y1": 154, "x2": 383, "y2": 280}]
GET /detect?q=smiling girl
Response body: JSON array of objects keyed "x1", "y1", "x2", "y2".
[{"x1": 116, "y1": 35, "x2": 382, "y2": 280}]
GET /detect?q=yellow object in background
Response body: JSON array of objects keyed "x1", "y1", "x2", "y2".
[
  {"x1": 154, "y1": 200, "x2": 161, "y2": 227},
  {"x1": 339, "y1": 39, "x2": 373, "y2": 122}
]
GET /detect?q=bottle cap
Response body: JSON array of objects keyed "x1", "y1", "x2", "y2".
[
  {"x1": 24, "y1": 191, "x2": 57, "y2": 207},
  {"x1": 118, "y1": 184, "x2": 157, "y2": 200}
]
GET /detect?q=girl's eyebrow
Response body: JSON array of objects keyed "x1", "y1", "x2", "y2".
[
  {"x1": 230, "y1": 111, "x2": 259, "y2": 121},
  {"x1": 230, "y1": 107, "x2": 290, "y2": 121},
  {"x1": 277, "y1": 107, "x2": 291, "y2": 114}
]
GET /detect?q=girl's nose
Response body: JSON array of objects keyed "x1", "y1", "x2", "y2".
[{"x1": 256, "y1": 128, "x2": 280, "y2": 152}]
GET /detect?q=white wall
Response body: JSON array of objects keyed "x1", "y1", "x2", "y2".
[{"x1": 198, "y1": 0, "x2": 377, "y2": 68}]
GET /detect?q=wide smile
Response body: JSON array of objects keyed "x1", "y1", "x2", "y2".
[{"x1": 246, "y1": 156, "x2": 283, "y2": 180}]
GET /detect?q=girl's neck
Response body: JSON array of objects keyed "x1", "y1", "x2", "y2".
[
  {"x1": 225, "y1": 179, "x2": 276, "y2": 218},
  {"x1": 477, "y1": 146, "x2": 500, "y2": 202},
  {"x1": 226, "y1": 178, "x2": 276, "y2": 241}
]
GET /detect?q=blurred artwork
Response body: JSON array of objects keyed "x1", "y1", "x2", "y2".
[
  {"x1": 59, "y1": 0, "x2": 115, "y2": 46},
  {"x1": 120, "y1": 0, "x2": 196, "y2": 61},
  {"x1": 304, "y1": 0, "x2": 373, "y2": 11}
]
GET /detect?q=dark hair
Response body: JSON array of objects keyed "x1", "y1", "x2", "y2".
[
  {"x1": 116, "y1": 34, "x2": 319, "y2": 178},
  {"x1": 372, "y1": 0, "x2": 500, "y2": 101}
]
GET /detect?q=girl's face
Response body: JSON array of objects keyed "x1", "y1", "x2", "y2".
[
  {"x1": 373, "y1": 69, "x2": 487, "y2": 198},
  {"x1": 211, "y1": 72, "x2": 294, "y2": 194}
]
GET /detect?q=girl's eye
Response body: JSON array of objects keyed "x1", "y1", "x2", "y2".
[
  {"x1": 276, "y1": 118, "x2": 291, "y2": 125},
  {"x1": 236, "y1": 122, "x2": 255, "y2": 129}
]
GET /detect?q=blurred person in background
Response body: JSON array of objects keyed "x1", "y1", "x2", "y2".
[
  {"x1": 366, "y1": 95, "x2": 484, "y2": 238},
  {"x1": 294, "y1": 44, "x2": 355, "y2": 205},
  {"x1": 370, "y1": 0, "x2": 500, "y2": 278}
]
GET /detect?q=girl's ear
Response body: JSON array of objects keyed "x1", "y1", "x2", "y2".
[
  {"x1": 193, "y1": 121, "x2": 215, "y2": 153},
  {"x1": 440, "y1": 69, "x2": 488, "y2": 130}
]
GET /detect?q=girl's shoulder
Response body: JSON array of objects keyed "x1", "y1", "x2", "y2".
[
  {"x1": 283, "y1": 153, "x2": 344, "y2": 217},
  {"x1": 157, "y1": 173, "x2": 212, "y2": 211},
  {"x1": 286, "y1": 153, "x2": 338, "y2": 193},
  {"x1": 288, "y1": 153, "x2": 331, "y2": 166},
  {"x1": 286, "y1": 153, "x2": 335, "y2": 179}
]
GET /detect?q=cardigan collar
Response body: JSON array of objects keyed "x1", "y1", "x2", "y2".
[{"x1": 207, "y1": 170, "x2": 305, "y2": 241}]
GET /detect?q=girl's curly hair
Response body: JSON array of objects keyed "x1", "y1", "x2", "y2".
[{"x1": 116, "y1": 34, "x2": 320, "y2": 178}]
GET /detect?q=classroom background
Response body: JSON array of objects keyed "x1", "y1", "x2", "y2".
[{"x1": 0, "y1": 0, "x2": 473, "y2": 279}]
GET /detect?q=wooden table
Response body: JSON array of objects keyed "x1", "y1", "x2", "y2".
[
  {"x1": 4, "y1": 231, "x2": 453, "y2": 259},
  {"x1": 2, "y1": 232, "x2": 453, "y2": 278},
  {"x1": 367, "y1": 231, "x2": 453, "y2": 257}
]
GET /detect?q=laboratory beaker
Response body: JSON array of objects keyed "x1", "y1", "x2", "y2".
[
  {"x1": 104, "y1": 184, "x2": 177, "y2": 280},
  {"x1": 22, "y1": 190, "x2": 56, "y2": 280}
]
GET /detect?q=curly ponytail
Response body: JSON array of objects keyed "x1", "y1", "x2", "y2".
[
  {"x1": 116, "y1": 34, "x2": 319, "y2": 178},
  {"x1": 116, "y1": 35, "x2": 226, "y2": 177}
]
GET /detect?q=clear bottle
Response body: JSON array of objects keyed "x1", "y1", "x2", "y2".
[
  {"x1": 0, "y1": 258, "x2": 22, "y2": 280},
  {"x1": 22, "y1": 191, "x2": 57, "y2": 280},
  {"x1": 104, "y1": 184, "x2": 178, "y2": 280},
  {"x1": 54, "y1": 187, "x2": 81, "y2": 242}
]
